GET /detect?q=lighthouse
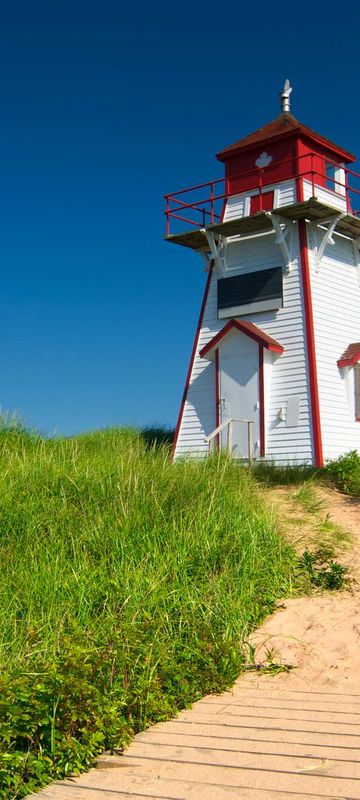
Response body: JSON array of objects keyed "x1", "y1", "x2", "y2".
[{"x1": 166, "y1": 82, "x2": 360, "y2": 466}]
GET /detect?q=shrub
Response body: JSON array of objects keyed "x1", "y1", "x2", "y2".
[
  {"x1": 326, "y1": 450, "x2": 360, "y2": 495},
  {"x1": 141, "y1": 425, "x2": 174, "y2": 448},
  {"x1": 297, "y1": 547, "x2": 349, "y2": 591}
]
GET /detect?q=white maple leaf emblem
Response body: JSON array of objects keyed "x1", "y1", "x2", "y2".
[{"x1": 255, "y1": 151, "x2": 273, "y2": 168}]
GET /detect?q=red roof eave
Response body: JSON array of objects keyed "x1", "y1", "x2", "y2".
[
  {"x1": 200, "y1": 319, "x2": 284, "y2": 359},
  {"x1": 337, "y1": 343, "x2": 360, "y2": 368},
  {"x1": 300, "y1": 132, "x2": 355, "y2": 164}
]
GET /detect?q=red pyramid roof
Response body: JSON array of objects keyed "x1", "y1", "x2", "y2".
[{"x1": 216, "y1": 113, "x2": 355, "y2": 163}]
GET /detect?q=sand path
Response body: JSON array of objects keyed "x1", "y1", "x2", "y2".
[{"x1": 32, "y1": 486, "x2": 360, "y2": 800}]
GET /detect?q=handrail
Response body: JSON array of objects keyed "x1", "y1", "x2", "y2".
[
  {"x1": 164, "y1": 149, "x2": 360, "y2": 236},
  {"x1": 164, "y1": 150, "x2": 353, "y2": 200},
  {"x1": 206, "y1": 418, "x2": 254, "y2": 462},
  {"x1": 205, "y1": 417, "x2": 232, "y2": 442}
]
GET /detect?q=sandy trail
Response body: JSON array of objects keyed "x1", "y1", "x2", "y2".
[{"x1": 32, "y1": 485, "x2": 360, "y2": 800}]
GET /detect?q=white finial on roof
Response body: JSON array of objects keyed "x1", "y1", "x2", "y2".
[{"x1": 279, "y1": 79, "x2": 292, "y2": 113}]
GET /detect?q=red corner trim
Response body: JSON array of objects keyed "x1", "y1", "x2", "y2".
[
  {"x1": 172, "y1": 263, "x2": 214, "y2": 457},
  {"x1": 200, "y1": 319, "x2": 284, "y2": 359},
  {"x1": 259, "y1": 345, "x2": 265, "y2": 458},
  {"x1": 298, "y1": 218, "x2": 323, "y2": 467},
  {"x1": 295, "y1": 138, "x2": 304, "y2": 202}
]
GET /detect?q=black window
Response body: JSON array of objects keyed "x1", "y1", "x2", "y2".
[{"x1": 217, "y1": 266, "x2": 283, "y2": 318}]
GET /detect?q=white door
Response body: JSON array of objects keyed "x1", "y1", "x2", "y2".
[{"x1": 219, "y1": 332, "x2": 260, "y2": 458}]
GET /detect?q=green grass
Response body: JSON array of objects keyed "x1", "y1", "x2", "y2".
[
  {"x1": 253, "y1": 460, "x2": 319, "y2": 486},
  {"x1": 0, "y1": 425, "x2": 296, "y2": 799},
  {"x1": 254, "y1": 450, "x2": 360, "y2": 497},
  {"x1": 314, "y1": 514, "x2": 353, "y2": 552},
  {"x1": 325, "y1": 450, "x2": 360, "y2": 496},
  {"x1": 254, "y1": 458, "x2": 355, "y2": 554},
  {"x1": 291, "y1": 481, "x2": 324, "y2": 514}
]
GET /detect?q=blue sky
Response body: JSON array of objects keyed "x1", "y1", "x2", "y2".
[{"x1": 1, "y1": 0, "x2": 360, "y2": 434}]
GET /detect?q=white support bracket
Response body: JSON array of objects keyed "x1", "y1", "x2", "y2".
[
  {"x1": 352, "y1": 239, "x2": 360, "y2": 286},
  {"x1": 314, "y1": 213, "x2": 344, "y2": 271},
  {"x1": 200, "y1": 229, "x2": 227, "y2": 275},
  {"x1": 265, "y1": 212, "x2": 295, "y2": 273}
]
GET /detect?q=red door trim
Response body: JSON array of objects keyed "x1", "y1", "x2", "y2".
[
  {"x1": 172, "y1": 262, "x2": 214, "y2": 457},
  {"x1": 298, "y1": 218, "x2": 323, "y2": 467},
  {"x1": 259, "y1": 345, "x2": 265, "y2": 458}
]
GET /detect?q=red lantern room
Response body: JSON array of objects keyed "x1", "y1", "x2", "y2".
[
  {"x1": 217, "y1": 109, "x2": 355, "y2": 214},
  {"x1": 165, "y1": 80, "x2": 358, "y2": 247}
]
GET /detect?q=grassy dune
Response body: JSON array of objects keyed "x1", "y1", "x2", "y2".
[{"x1": 0, "y1": 426, "x2": 296, "y2": 798}]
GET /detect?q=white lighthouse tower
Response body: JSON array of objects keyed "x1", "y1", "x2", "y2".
[{"x1": 166, "y1": 83, "x2": 360, "y2": 466}]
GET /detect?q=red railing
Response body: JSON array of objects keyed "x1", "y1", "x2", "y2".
[{"x1": 164, "y1": 152, "x2": 360, "y2": 237}]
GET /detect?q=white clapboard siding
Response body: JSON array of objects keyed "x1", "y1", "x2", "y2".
[
  {"x1": 302, "y1": 179, "x2": 347, "y2": 212},
  {"x1": 223, "y1": 180, "x2": 296, "y2": 221},
  {"x1": 175, "y1": 227, "x2": 313, "y2": 464},
  {"x1": 224, "y1": 194, "x2": 247, "y2": 221},
  {"x1": 308, "y1": 226, "x2": 360, "y2": 460},
  {"x1": 174, "y1": 276, "x2": 219, "y2": 457}
]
